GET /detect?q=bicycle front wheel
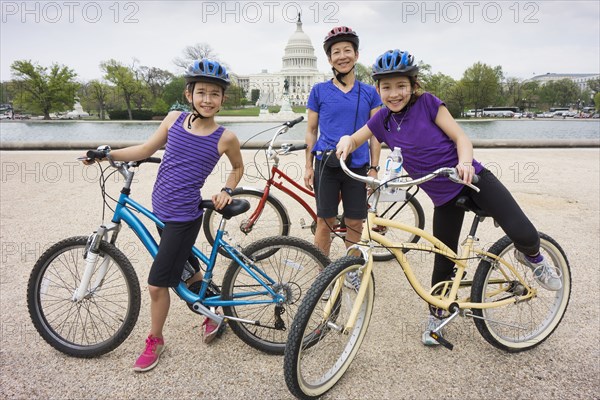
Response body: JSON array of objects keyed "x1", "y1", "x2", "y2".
[
  {"x1": 221, "y1": 236, "x2": 330, "y2": 355},
  {"x1": 27, "y1": 236, "x2": 141, "y2": 357},
  {"x1": 203, "y1": 188, "x2": 290, "y2": 258},
  {"x1": 471, "y1": 232, "x2": 571, "y2": 352},
  {"x1": 284, "y1": 256, "x2": 375, "y2": 399}
]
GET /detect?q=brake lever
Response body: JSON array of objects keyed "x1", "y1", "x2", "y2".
[{"x1": 447, "y1": 169, "x2": 480, "y2": 193}]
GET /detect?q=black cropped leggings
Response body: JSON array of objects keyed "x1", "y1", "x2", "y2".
[{"x1": 431, "y1": 168, "x2": 540, "y2": 286}]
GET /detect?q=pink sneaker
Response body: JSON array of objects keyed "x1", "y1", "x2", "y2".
[
  {"x1": 202, "y1": 317, "x2": 219, "y2": 344},
  {"x1": 133, "y1": 335, "x2": 164, "y2": 372}
]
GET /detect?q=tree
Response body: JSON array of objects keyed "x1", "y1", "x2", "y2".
[
  {"x1": 446, "y1": 81, "x2": 469, "y2": 118},
  {"x1": 251, "y1": 89, "x2": 260, "y2": 105},
  {"x1": 586, "y1": 77, "x2": 600, "y2": 94},
  {"x1": 594, "y1": 92, "x2": 600, "y2": 111},
  {"x1": 415, "y1": 61, "x2": 433, "y2": 88},
  {"x1": 173, "y1": 43, "x2": 226, "y2": 71},
  {"x1": 101, "y1": 59, "x2": 144, "y2": 120},
  {"x1": 520, "y1": 81, "x2": 540, "y2": 111},
  {"x1": 161, "y1": 76, "x2": 187, "y2": 108},
  {"x1": 460, "y1": 62, "x2": 503, "y2": 112},
  {"x1": 539, "y1": 79, "x2": 580, "y2": 108},
  {"x1": 10, "y1": 60, "x2": 79, "y2": 119},
  {"x1": 223, "y1": 84, "x2": 246, "y2": 109},
  {"x1": 502, "y1": 77, "x2": 523, "y2": 107},
  {"x1": 423, "y1": 72, "x2": 456, "y2": 102},
  {"x1": 138, "y1": 66, "x2": 174, "y2": 100},
  {"x1": 355, "y1": 63, "x2": 374, "y2": 85},
  {"x1": 82, "y1": 80, "x2": 112, "y2": 120}
]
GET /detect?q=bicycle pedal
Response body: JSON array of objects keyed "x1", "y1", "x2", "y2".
[{"x1": 429, "y1": 331, "x2": 454, "y2": 351}]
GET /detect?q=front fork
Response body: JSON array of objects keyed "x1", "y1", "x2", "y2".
[{"x1": 72, "y1": 223, "x2": 122, "y2": 302}]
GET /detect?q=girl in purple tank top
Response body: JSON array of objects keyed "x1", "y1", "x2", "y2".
[
  {"x1": 82, "y1": 59, "x2": 244, "y2": 371},
  {"x1": 336, "y1": 49, "x2": 562, "y2": 347}
]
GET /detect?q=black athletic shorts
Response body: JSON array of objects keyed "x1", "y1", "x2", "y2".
[
  {"x1": 148, "y1": 215, "x2": 203, "y2": 287},
  {"x1": 313, "y1": 158, "x2": 367, "y2": 220}
]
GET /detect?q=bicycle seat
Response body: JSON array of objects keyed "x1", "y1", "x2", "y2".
[
  {"x1": 200, "y1": 199, "x2": 251, "y2": 219},
  {"x1": 455, "y1": 196, "x2": 491, "y2": 217}
]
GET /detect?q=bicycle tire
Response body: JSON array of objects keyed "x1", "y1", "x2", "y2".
[
  {"x1": 203, "y1": 188, "x2": 290, "y2": 258},
  {"x1": 371, "y1": 195, "x2": 425, "y2": 261},
  {"x1": 27, "y1": 236, "x2": 141, "y2": 358},
  {"x1": 221, "y1": 236, "x2": 330, "y2": 355},
  {"x1": 471, "y1": 232, "x2": 571, "y2": 352},
  {"x1": 284, "y1": 256, "x2": 375, "y2": 399}
]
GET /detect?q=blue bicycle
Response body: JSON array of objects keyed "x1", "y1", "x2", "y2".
[{"x1": 27, "y1": 147, "x2": 330, "y2": 357}]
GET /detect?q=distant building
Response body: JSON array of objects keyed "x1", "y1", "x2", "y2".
[
  {"x1": 234, "y1": 15, "x2": 331, "y2": 106},
  {"x1": 527, "y1": 73, "x2": 599, "y2": 91}
]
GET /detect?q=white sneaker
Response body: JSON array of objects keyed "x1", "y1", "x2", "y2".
[
  {"x1": 515, "y1": 251, "x2": 562, "y2": 291},
  {"x1": 422, "y1": 315, "x2": 444, "y2": 346},
  {"x1": 344, "y1": 271, "x2": 361, "y2": 292}
]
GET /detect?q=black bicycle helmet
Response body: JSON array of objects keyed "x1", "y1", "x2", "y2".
[
  {"x1": 371, "y1": 49, "x2": 418, "y2": 81},
  {"x1": 323, "y1": 26, "x2": 359, "y2": 55}
]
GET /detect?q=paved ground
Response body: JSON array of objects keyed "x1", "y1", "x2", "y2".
[{"x1": 1, "y1": 148, "x2": 598, "y2": 399}]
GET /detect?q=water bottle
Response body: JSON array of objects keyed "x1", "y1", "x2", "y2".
[
  {"x1": 383, "y1": 147, "x2": 403, "y2": 188},
  {"x1": 381, "y1": 147, "x2": 404, "y2": 201}
]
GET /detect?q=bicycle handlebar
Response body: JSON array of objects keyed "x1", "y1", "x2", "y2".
[
  {"x1": 83, "y1": 145, "x2": 162, "y2": 168},
  {"x1": 266, "y1": 117, "x2": 305, "y2": 160},
  {"x1": 284, "y1": 116, "x2": 304, "y2": 128},
  {"x1": 339, "y1": 157, "x2": 480, "y2": 193}
]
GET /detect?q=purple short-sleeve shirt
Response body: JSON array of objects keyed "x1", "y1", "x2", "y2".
[{"x1": 367, "y1": 93, "x2": 483, "y2": 206}]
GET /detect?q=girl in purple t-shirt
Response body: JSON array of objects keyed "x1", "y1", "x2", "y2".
[{"x1": 336, "y1": 49, "x2": 562, "y2": 346}]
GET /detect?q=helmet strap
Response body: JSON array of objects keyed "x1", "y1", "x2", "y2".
[
  {"x1": 332, "y1": 65, "x2": 355, "y2": 87},
  {"x1": 187, "y1": 86, "x2": 209, "y2": 130}
]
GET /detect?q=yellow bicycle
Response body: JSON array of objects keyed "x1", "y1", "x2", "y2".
[{"x1": 284, "y1": 159, "x2": 571, "y2": 399}]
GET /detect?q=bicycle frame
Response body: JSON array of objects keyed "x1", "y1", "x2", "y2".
[
  {"x1": 246, "y1": 163, "x2": 317, "y2": 229},
  {"x1": 324, "y1": 210, "x2": 538, "y2": 334},
  {"x1": 75, "y1": 190, "x2": 288, "y2": 324}
]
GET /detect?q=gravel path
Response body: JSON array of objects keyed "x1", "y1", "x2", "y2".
[{"x1": 1, "y1": 148, "x2": 598, "y2": 399}]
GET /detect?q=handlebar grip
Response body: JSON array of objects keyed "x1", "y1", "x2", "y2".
[
  {"x1": 284, "y1": 116, "x2": 304, "y2": 127},
  {"x1": 144, "y1": 157, "x2": 162, "y2": 164},
  {"x1": 472, "y1": 174, "x2": 479, "y2": 184},
  {"x1": 288, "y1": 144, "x2": 308, "y2": 152},
  {"x1": 86, "y1": 150, "x2": 107, "y2": 160}
]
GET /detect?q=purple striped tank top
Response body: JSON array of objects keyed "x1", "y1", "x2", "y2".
[{"x1": 152, "y1": 112, "x2": 225, "y2": 222}]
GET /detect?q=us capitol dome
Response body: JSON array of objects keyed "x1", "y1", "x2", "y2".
[{"x1": 236, "y1": 14, "x2": 331, "y2": 107}]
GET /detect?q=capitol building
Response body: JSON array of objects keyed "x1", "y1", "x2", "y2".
[{"x1": 235, "y1": 16, "x2": 331, "y2": 107}]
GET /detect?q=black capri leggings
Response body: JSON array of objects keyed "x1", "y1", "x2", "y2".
[{"x1": 431, "y1": 168, "x2": 540, "y2": 286}]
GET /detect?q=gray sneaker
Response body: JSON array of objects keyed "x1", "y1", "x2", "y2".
[
  {"x1": 422, "y1": 315, "x2": 444, "y2": 346},
  {"x1": 515, "y1": 251, "x2": 562, "y2": 291},
  {"x1": 344, "y1": 271, "x2": 361, "y2": 291}
]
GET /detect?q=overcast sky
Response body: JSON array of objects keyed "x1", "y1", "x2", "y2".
[{"x1": 1, "y1": 1, "x2": 599, "y2": 82}]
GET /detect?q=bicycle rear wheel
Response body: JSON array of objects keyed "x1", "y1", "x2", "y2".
[
  {"x1": 203, "y1": 188, "x2": 290, "y2": 258},
  {"x1": 371, "y1": 194, "x2": 425, "y2": 261},
  {"x1": 471, "y1": 232, "x2": 571, "y2": 352},
  {"x1": 284, "y1": 256, "x2": 375, "y2": 399},
  {"x1": 221, "y1": 236, "x2": 330, "y2": 354},
  {"x1": 27, "y1": 236, "x2": 141, "y2": 357}
]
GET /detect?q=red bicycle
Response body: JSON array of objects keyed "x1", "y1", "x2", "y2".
[{"x1": 203, "y1": 117, "x2": 425, "y2": 261}]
